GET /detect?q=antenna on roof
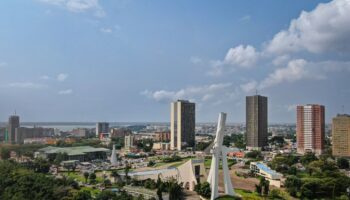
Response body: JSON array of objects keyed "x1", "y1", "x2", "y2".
[
  {"x1": 14, "y1": 109, "x2": 16, "y2": 115},
  {"x1": 342, "y1": 105, "x2": 345, "y2": 114},
  {"x1": 255, "y1": 89, "x2": 258, "y2": 95}
]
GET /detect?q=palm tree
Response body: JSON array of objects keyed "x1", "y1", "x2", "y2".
[
  {"x1": 124, "y1": 164, "x2": 131, "y2": 184},
  {"x1": 111, "y1": 170, "x2": 120, "y2": 183},
  {"x1": 167, "y1": 178, "x2": 184, "y2": 200}
]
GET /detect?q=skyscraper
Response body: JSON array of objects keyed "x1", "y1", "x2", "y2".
[
  {"x1": 96, "y1": 122, "x2": 109, "y2": 137},
  {"x1": 8, "y1": 115, "x2": 20, "y2": 144},
  {"x1": 297, "y1": 104, "x2": 325, "y2": 155},
  {"x1": 332, "y1": 114, "x2": 350, "y2": 157},
  {"x1": 246, "y1": 95, "x2": 268, "y2": 150},
  {"x1": 170, "y1": 100, "x2": 195, "y2": 151}
]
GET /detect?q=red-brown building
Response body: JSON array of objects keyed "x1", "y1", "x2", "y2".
[{"x1": 297, "y1": 104, "x2": 325, "y2": 155}]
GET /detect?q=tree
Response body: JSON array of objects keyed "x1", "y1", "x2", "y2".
[
  {"x1": 89, "y1": 173, "x2": 96, "y2": 184},
  {"x1": 300, "y1": 152, "x2": 317, "y2": 165},
  {"x1": 95, "y1": 190, "x2": 117, "y2": 200},
  {"x1": 73, "y1": 190, "x2": 92, "y2": 200},
  {"x1": 157, "y1": 187, "x2": 163, "y2": 200},
  {"x1": 83, "y1": 172, "x2": 89, "y2": 184},
  {"x1": 167, "y1": 178, "x2": 184, "y2": 200},
  {"x1": 194, "y1": 182, "x2": 211, "y2": 198},
  {"x1": 124, "y1": 164, "x2": 131, "y2": 184},
  {"x1": 33, "y1": 158, "x2": 51, "y2": 173},
  {"x1": 111, "y1": 170, "x2": 120, "y2": 183},
  {"x1": 337, "y1": 157, "x2": 350, "y2": 169},
  {"x1": 0, "y1": 147, "x2": 10, "y2": 160}
]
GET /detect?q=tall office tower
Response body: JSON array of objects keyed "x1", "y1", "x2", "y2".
[
  {"x1": 246, "y1": 95, "x2": 268, "y2": 150},
  {"x1": 124, "y1": 135, "x2": 134, "y2": 152},
  {"x1": 297, "y1": 104, "x2": 325, "y2": 155},
  {"x1": 170, "y1": 100, "x2": 195, "y2": 151},
  {"x1": 332, "y1": 114, "x2": 350, "y2": 157},
  {"x1": 8, "y1": 115, "x2": 20, "y2": 144},
  {"x1": 96, "y1": 122, "x2": 109, "y2": 137}
]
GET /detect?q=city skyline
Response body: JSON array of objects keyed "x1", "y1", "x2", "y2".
[{"x1": 1, "y1": 0, "x2": 350, "y2": 123}]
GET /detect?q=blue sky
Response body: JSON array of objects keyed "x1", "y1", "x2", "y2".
[{"x1": 1, "y1": 0, "x2": 349, "y2": 123}]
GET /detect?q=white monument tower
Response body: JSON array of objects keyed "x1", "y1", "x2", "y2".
[
  {"x1": 110, "y1": 144, "x2": 117, "y2": 166},
  {"x1": 207, "y1": 112, "x2": 235, "y2": 200}
]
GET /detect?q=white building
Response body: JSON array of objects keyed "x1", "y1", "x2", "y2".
[{"x1": 250, "y1": 162, "x2": 283, "y2": 188}]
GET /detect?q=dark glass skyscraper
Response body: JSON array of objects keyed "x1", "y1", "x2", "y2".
[{"x1": 246, "y1": 95, "x2": 268, "y2": 150}]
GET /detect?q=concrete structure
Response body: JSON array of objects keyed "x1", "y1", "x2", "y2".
[
  {"x1": 152, "y1": 142, "x2": 170, "y2": 151},
  {"x1": 71, "y1": 128, "x2": 94, "y2": 138},
  {"x1": 110, "y1": 128, "x2": 132, "y2": 138},
  {"x1": 297, "y1": 104, "x2": 325, "y2": 155},
  {"x1": 110, "y1": 144, "x2": 118, "y2": 166},
  {"x1": 96, "y1": 122, "x2": 109, "y2": 137},
  {"x1": 170, "y1": 100, "x2": 195, "y2": 151},
  {"x1": 8, "y1": 115, "x2": 20, "y2": 143},
  {"x1": 15, "y1": 127, "x2": 51, "y2": 144},
  {"x1": 250, "y1": 162, "x2": 283, "y2": 188},
  {"x1": 127, "y1": 159, "x2": 207, "y2": 191},
  {"x1": 246, "y1": 95, "x2": 268, "y2": 150},
  {"x1": 207, "y1": 113, "x2": 235, "y2": 200},
  {"x1": 154, "y1": 131, "x2": 171, "y2": 142},
  {"x1": 125, "y1": 135, "x2": 134, "y2": 152},
  {"x1": 332, "y1": 114, "x2": 350, "y2": 157},
  {"x1": 35, "y1": 146, "x2": 109, "y2": 161}
]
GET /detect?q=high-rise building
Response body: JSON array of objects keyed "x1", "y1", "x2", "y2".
[
  {"x1": 246, "y1": 95, "x2": 268, "y2": 150},
  {"x1": 297, "y1": 104, "x2": 325, "y2": 155},
  {"x1": 8, "y1": 115, "x2": 20, "y2": 144},
  {"x1": 124, "y1": 135, "x2": 134, "y2": 152},
  {"x1": 170, "y1": 100, "x2": 195, "y2": 151},
  {"x1": 332, "y1": 114, "x2": 350, "y2": 157},
  {"x1": 96, "y1": 122, "x2": 109, "y2": 137}
]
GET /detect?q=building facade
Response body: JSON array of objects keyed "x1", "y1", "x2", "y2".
[
  {"x1": 170, "y1": 100, "x2": 195, "y2": 151},
  {"x1": 8, "y1": 115, "x2": 20, "y2": 144},
  {"x1": 246, "y1": 95, "x2": 268, "y2": 150},
  {"x1": 297, "y1": 104, "x2": 325, "y2": 155},
  {"x1": 125, "y1": 135, "x2": 134, "y2": 152},
  {"x1": 332, "y1": 114, "x2": 350, "y2": 157},
  {"x1": 96, "y1": 122, "x2": 109, "y2": 137},
  {"x1": 154, "y1": 131, "x2": 171, "y2": 142}
]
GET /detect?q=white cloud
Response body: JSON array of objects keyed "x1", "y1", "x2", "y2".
[
  {"x1": 7, "y1": 82, "x2": 47, "y2": 89},
  {"x1": 57, "y1": 73, "x2": 69, "y2": 81},
  {"x1": 100, "y1": 27, "x2": 112, "y2": 33},
  {"x1": 240, "y1": 81, "x2": 258, "y2": 93},
  {"x1": 190, "y1": 56, "x2": 202, "y2": 64},
  {"x1": 141, "y1": 83, "x2": 235, "y2": 105},
  {"x1": 239, "y1": 15, "x2": 251, "y2": 22},
  {"x1": 259, "y1": 59, "x2": 324, "y2": 89},
  {"x1": 272, "y1": 55, "x2": 290, "y2": 66},
  {"x1": 40, "y1": 75, "x2": 50, "y2": 80},
  {"x1": 224, "y1": 45, "x2": 259, "y2": 68},
  {"x1": 266, "y1": 0, "x2": 350, "y2": 54},
  {"x1": 286, "y1": 104, "x2": 297, "y2": 112},
  {"x1": 58, "y1": 89, "x2": 73, "y2": 95},
  {"x1": 39, "y1": 0, "x2": 105, "y2": 17}
]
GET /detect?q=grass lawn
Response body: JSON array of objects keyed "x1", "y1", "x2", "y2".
[
  {"x1": 80, "y1": 187, "x2": 101, "y2": 197},
  {"x1": 235, "y1": 189, "x2": 263, "y2": 200}
]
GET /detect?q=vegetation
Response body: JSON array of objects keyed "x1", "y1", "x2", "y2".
[
  {"x1": 162, "y1": 155, "x2": 182, "y2": 163},
  {"x1": 223, "y1": 134, "x2": 246, "y2": 149},
  {"x1": 194, "y1": 182, "x2": 211, "y2": 198},
  {"x1": 245, "y1": 150, "x2": 263, "y2": 160},
  {"x1": 135, "y1": 139, "x2": 154, "y2": 152},
  {"x1": 0, "y1": 160, "x2": 78, "y2": 200},
  {"x1": 255, "y1": 177, "x2": 269, "y2": 196}
]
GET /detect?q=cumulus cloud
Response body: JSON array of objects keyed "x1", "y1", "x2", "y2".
[
  {"x1": 224, "y1": 45, "x2": 259, "y2": 68},
  {"x1": 259, "y1": 59, "x2": 325, "y2": 89},
  {"x1": 141, "y1": 83, "x2": 236, "y2": 104},
  {"x1": 39, "y1": 0, "x2": 105, "y2": 17},
  {"x1": 40, "y1": 75, "x2": 50, "y2": 80},
  {"x1": 7, "y1": 82, "x2": 47, "y2": 89},
  {"x1": 240, "y1": 81, "x2": 258, "y2": 93},
  {"x1": 58, "y1": 89, "x2": 73, "y2": 95},
  {"x1": 57, "y1": 73, "x2": 69, "y2": 81},
  {"x1": 266, "y1": 0, "x2": 350, "y2": 54}
]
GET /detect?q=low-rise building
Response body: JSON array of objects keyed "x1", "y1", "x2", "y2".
[
  {"x1": 250, "y1": 162, "x2": 283, "y2": 188},
  {"x1": 35, "y1": 146, "x2": 110, "y2": 162},
  {"x1": 152, "y1": 142, "x2": 170, "y2": 151}
]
